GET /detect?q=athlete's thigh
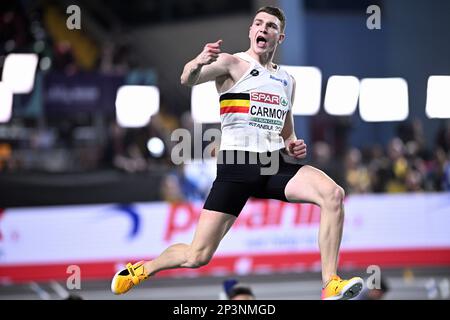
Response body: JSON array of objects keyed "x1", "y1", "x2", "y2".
[
  {"x1": 252, "y1": 151, "x2": 302, "y2": 201},
  {"x1": 284, "y1": 165, "x2": 338, "y2": 204},
  {"x1": 190, "y1": 209, "x2": 237, "y2": 253}
]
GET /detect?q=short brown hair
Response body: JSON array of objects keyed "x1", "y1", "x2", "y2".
[{"x1": 255, "y1": 6, "x2": 286, "y2": 32}]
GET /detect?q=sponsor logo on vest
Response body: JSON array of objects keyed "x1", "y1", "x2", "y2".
[
  {"x1": 281, "y1": 97, "x2": 289, "y2": 107},
  {"x1": 250, "y1": 92, "x2": 280, "y2": 105},
  {"x1": 250, "y1": 69, "x2": 259, "y2": 76},
  {"x1": 269, "y1": 74, "x2": 288, "y2": 86}
]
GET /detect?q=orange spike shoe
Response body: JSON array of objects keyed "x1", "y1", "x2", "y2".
[
  {"x1": 111, "y1": 261, "x2": 149, "y2": 295},
  {"x1": 321, "y1": 275, "x2": 364, "y2": 300}
]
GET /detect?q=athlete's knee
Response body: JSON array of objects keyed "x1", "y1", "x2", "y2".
[
  {"x1": 321, "y1": 184, "x2": 345, "y2": 211},
  {"x1": 284, "y1": 185, "x2": 296, "y2": 202},
  {"x1": 184, "y1": 248, "x2": 213, "y2": 268}
]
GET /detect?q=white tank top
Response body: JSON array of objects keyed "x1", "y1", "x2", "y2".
[{"x1": 218, "y1": 52, "x2": 294, "y2": 153}]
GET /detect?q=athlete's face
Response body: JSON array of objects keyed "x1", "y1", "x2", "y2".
[{"x1": 249, "y1": 12, "x2": 285, "y2": 54}]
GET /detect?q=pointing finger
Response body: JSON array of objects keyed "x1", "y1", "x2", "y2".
[{"x1": 208, "y1": 39, "x2": 223, "y2": 48}]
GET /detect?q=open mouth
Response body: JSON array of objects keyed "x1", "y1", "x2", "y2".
[{"x1": 256, "y1": 35, "x2": 267, "y2": 47}]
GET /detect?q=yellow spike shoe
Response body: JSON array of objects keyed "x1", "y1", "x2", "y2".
[
  {"x1": 321, "y1": 275, "x2": 364, "y2": 300},
  {"x1": 111, "y1": 260, "x2": 149, "y2": 295}
]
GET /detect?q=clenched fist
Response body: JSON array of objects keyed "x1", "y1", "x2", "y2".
[
  {"x1": 286, "y1": 139, "x2": 307, "y2": 159},
  {"x1": 196, "y1": 39, "x2": 222, "y2": 66}
]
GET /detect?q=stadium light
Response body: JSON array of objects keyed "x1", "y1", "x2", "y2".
[
  {"x1": 324, "y1": 76, "x2": 360, "y2": 116},
  {"x1": 1, "y1": 53, "x2": 39, "y2": 94},
  {"x1": 115, "y1": 85, "x2": 159, "y2": 128},
  {"x1": 359, "y1": 78, "x2": 409, "y2": 122},
  {"x1": 191, "y1": 81, "x2": 221, "y2": 123},
  {"x1": 281, "y1": 66, "x2": 322, "y2": 116},
  {"x1": 426, "y1": 76, "x2": 450, "y2": 119},
  {"x1": 147, "y1": 137, "x2": 165, "y2": 158},
  {"x1": 0, "y1": 82, "x2": 13, "y2": 123}
]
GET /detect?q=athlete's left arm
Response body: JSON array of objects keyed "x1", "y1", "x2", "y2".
[{"x1": 281, "y1": 76, "x2": 307, "y2": 159}]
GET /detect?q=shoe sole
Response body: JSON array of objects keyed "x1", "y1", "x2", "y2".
[{"x1": 324, "y1": 278, "x2": 364, "y2": 300}]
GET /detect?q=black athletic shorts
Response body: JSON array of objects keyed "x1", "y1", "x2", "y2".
[{"x1": 203, "y1": 149, "x2": 304, "y2": 216}]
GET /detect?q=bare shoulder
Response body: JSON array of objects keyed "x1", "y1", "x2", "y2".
[
  {"x1": 218, "y1": 53, "x2": 241, "y2": 67},
  {"x1": 226, "y1": 53, "x2": 252, "y2": 75},
  {"x1": 216, "y1": 53, "x2": 248, "y2": 78},
  {"x1": 215, "y1": 54, "x2": 249, "y2": 92}
]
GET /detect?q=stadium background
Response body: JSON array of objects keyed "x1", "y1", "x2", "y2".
[{"x1": 0, "y1": 0, "x2": 449, "y2": 300}]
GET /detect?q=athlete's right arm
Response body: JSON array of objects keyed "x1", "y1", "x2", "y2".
[{"x1": 180, "y1": 40, "x2": 233, "y2": 87}]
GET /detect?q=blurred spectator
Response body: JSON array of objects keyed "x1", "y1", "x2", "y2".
[
  {"x1": 113, "y1": 141, "x2": 148, "y2": 173},
  {"x1": 436, "y1": 121, "x2": 450, "y2": 153},
  {"x1": 160, "y1": 164, "x2": 210, "y2": 202},
  {"x1": 0, "y1": 143, "x2": 13, "y2": 172},
  {"x1": 99, "y1": 41, "x2": 131, "y2": 75},
  {"x1": 385, "y1": 137, "x2": 408, "y2": 193},
  {"x1": 102, "y1": 121, "x2": 126, "y2": 168},
  {"x1": 405, "y1": 168, "x2": 425, "y2": 192},
  {"x1": 397, "y1": 118, "x2": 426, "y2": 152},
  {"x1": 102, "y1": 122, "x2": 148, "y2": 173},
  {"x1": 160, "y1": 171, "x2": 185, "y2": 203},
  {"x1": 182, "y1": 159, "x2": 216, "y2": 201},
  {"x1": 221, "y1": 279, "x2": 255, "y2": 300},
  {"x1": 344, "y1": 147, "x2": 371, "y2": 194},
  {"x1": 181, "y1": 139, "x2": 218, "y2": 201},
  {"x1": 435, "y1": 148, "x2": 450, "y2": 191},
  {"x1": 443, "y1": 163, "x2": 450, "y2": 191},
  {"x1": 228, "y1": 284, "x2": 255, "y2": 300},
  {"x1": 0, "y1": 0, "x2": 32, "y2": 54},
  {"x1": 310, "y1": 141, "x2": 345, "y2": 188},
  {"x1": 53, "y1": 40, "x2": 78, "y2": 75},
  {"x1": 367, "y1": 144, "x2": 391, "y2": 193}
]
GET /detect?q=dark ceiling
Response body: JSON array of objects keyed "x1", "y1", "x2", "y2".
[{"x1": 76, "y1": 0, "x2": 253, "y2": 29}]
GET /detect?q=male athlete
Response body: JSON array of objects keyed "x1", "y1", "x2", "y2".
[{"x1": 111, "y1": 6, "x2": 363, "y2": 300}]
